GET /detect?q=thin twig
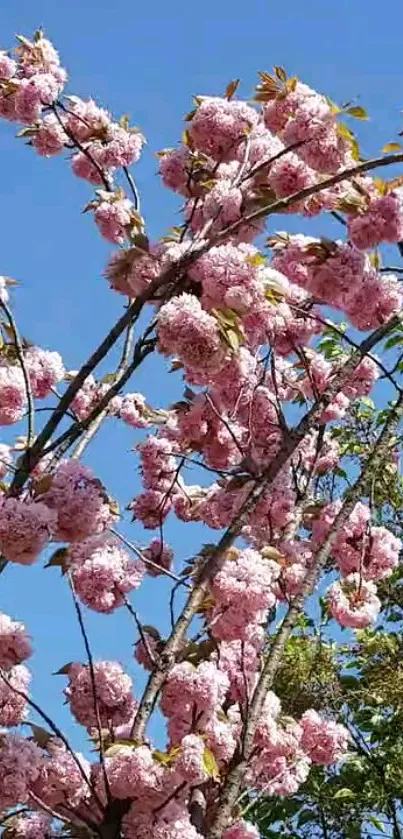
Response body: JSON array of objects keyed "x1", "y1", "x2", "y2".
[
  {"x1": 123, "y1": 165, "x2": 141, "y2": 213},
  {"x1": 68, "y1": 574, "x2": 112, "y2": 804},
  {"x1": 124, "y1": 596, "x2": 159, "y2": 668},
  {"x1": 111, "y1": 527, "x2": 188, "y2": 585}
]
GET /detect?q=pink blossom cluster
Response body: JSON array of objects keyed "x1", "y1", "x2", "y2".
[
  {"x1": 142, "y1": 536, "x2": 173, "y2": 576},
  {"x1": 137, "y1": 435, "x2": 177, "y2": 492},
  {"x1": 40, "y1": 459, "x2": 116, "y2": 542},
  {"x1": 94, "y1": 195, "x2": 135, "y2": 243},
  {"x1": 70, "y1": 373, "x2": 124, "y2": 421},
  {"x1": 261, "y1": 80, "x2": 348, "y2": 171},
  {"x1": 223, "y1": 821, "x2": 260, "y2": 839},
  {"x1": 0, "y1": 664, "x2": 30, "y2": 725},
  {"x1": 327, "y1": 574, "x2": 381, "y2": 628},
  {"x1": 273, "y1": 539, "x2": 313, "y2": 601},
  {"x1": 187, "y1": 97, "x2": 259, "y2": 160},
  {"x1": 0, "y1": 364, "x2": 27, "y2": 425},
  {"x1": 66, "y1": 97, "x2": 143, "y2": 183},
  {"x1": 0, "y1": 33, "x2": 66, "y2": 124},
  {"x1": 348, "y1": 191, "x2": 403, "y2": 250},
  {"x1": 100, "y1": 742, "x2": 164, "y2": 800},
  {"x1": 0, "y1": 611, "x2": 32, "y2": 668},
  {"x1": 271, "y1": 233, "x2": 403, "y2": 326},
  {"x1": 217, "y1": 635, "x2": 263, "y2": 701},
  {"x1": 118, "y1": 392, "x2": 150, "y2": 428},
  {"x1": 157, "y1": 293, "x2": 227, "y2": 380},
  {"x1": 32, "y1": 738, "x2": 90, "y2": 808},
  {"x1": 0, "y1": 732, "x2": 42, "y2": 808},
  {"x1": 208, "y1": 548, "x2": 279, "y2": 641},
  {"x1": 64, "y1": 660, "x2": 136, "y2": 730},
  {"x1": 310, "y1": 501, "x2": 400, "y2": 627},
  {"x1": 250, "y1": 691, "x2": 348, "y2": 795},
  {"x1": 104, "y1": 240, "x2": 187, "y2": 298},
  {"x1": 0, "y1": 497, "x2": 56, "y2": 564},
  {"x1": 300, "y1": 709, "x2": 349, "y2": 764},
  {"x1": 68, "y1": 533, "x2": 144, "y2": 612},
  {"x1": 24, "y1": 345, "x2": 65, "y2": 398}
]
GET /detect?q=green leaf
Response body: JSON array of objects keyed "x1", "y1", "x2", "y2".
[
  {"x1": 382, "y1": 141, "x2": 402, "y2": 152},
  {"x1": 202, "y1": 746, "x2": 220, "y2": 779},
  {"x1": 346, "y1": 105, "x2": 368, "y2": 119},
  {"x1": 367, "y1": 816, "x2": 385, "y2": 833},
  {"x1": 333, "y1": 787, "x2": 357, "y2": 800},
  {"x1": 384, "y1": 334, "x2": 403, "y2": 350},
  {"x1": 225, "y1": 328, "x2": 240, "y2": 352}
]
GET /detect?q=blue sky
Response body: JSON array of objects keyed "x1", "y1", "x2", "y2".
[{"x1": 0, "y1": 0, "x2": 403, "y2": 750}]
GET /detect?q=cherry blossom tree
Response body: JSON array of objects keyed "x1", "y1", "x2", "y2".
[{"x1": 0, "y1": 28, "x2": 403, "y2": 839}]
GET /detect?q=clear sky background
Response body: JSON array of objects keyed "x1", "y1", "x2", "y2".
[{"x1": 0, "y1": 0, "x2": 402, "y2": 749}]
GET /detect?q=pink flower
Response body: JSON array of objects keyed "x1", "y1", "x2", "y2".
[
  {"x1": 268, "y1": 153, "x2": 315, "y2": 200},
  {"x1": 71, "y1": 149, "x2": 107, "y2": 184},
  {"x1": 160, "y1": 660, "x2": 229, "y2": 719},
  {"x1": 99, "y1": 124, "x2": 144, "y2": 168},
  {"x1": 102, "y1": 744, "x2": 164, "y2": 799},
  {"x1": 130, "y1": 489, "x2": 171, "y2": 529},
  {"x1": 41, "y1": 460, "x2": 116, "y2": 542},
  {"x1": 142, "y1": 537, "x2": 173, "y2": 577},
  {"x1": 137, "y1": 435, "x2": 177, "y2": 492},
  {"x1": 65, "y1": 96, "x2": 111, "y2": 142},
  {"x1": 175, "y1": 734, "x2": 208, "y2": 783},
  {"x1": 202, "y1": 180, "x2": 243, "y2": 227},
  {"x1": 157, "y1": 293, "x2": 227, "y2": 377},
  {"x1": 346, "y1": 270, "x2": 403, "y2": 331},
  {"x1": 0, "y1": 664, "x2": 30, "y2": 726},
  {"x1": 0, "y1": 612, "x2": 32, "y2": 669},
  {"x1": 223, "y1": 821, "x2": 260, "y2": 839},
  {"x1": 0, "y1": 497, "x2": 56, "y2": 565},
  {"x1": 69, "y1": 533, "x2": 144, "y2": 613},
  {"x1": 327, "y1": 574, "x2": 381, "y2": 628},
  {"x1": 14, "y1": 74, "x2": 60, "y2": 123},
  {"x1": 31, "y1": 113, "x2": 67, "y2": 156},
  {"x1": 65, "y1": 660, "x2": 137, "y2": 730},
  {"x1": 32, "y1": 739, "x2": 90, "y2": 808},
  {"x1": 17, "y1": 34, "x2": 66, "y2": 83},
  {"x1": 70, "y1": 374, "x2": 98, "y2": 420},
  {"x1": 0, "y1": 52, "x2": 16, "y2": 79},
  {"x1": 119, "y1": 392, "x2": 149, "y2": 427},
  {"x1": 188, "y1": 97, "x2": 258, "y2": 159},
  {"x1": 348, "y1": 192, "x2": 403, "y2": 250},
  {"x1": 24, "y1": 345, "x2": 65, "y2": 398},
  {"x1": 0, "y1": 365, "x2": 27, "y2": 425},
  {"x1": 159, "y1": 145, "x2": 193, "y2": 195},
  {"x1": 94, "y1": 197, "x2": 133, "y2": 243},
  {"x1": 0, "y1": 733, "x2": 42, "y2": 808},
  {"x1": 211, "y1": 548, "x2": 279, "y2": 612},
  {"x1": 300, "y1": 709, "x2": 349, "y2": 764},
  {"x1": 189, "y1": 242, "x2": 260, "y2": 311}
]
